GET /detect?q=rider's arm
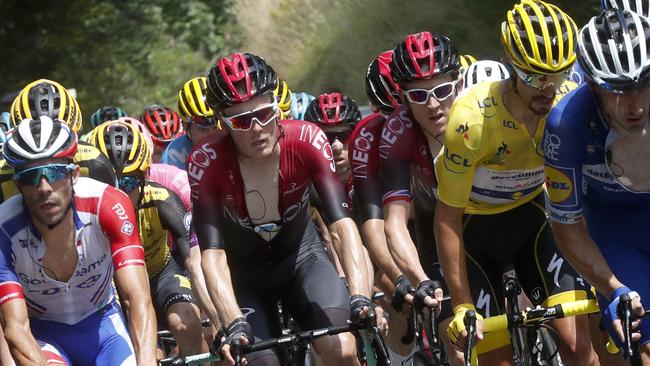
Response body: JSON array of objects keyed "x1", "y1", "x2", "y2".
[
  {"x1": 328, "y1": 217, "x2": 372, "y2": 296},
  {"x1": 187, "y1": 245, "x2": 221, "y2": 328},
  {"x1": 384, "y1": 201, "x2": 428, "y2": 284},
  {"x1": 0, "y1": 297, "x2": 45, "y2": 365},
  {"x1": 551, "y1": 221, "x2": 622, "y2": 298},
  {"x1": 100, "y1": 187, "x2": 156, "y2": 365},
  {"x1": 433, "y1": 102, "x2": 484, "y2": 307},
  {"x1": 361, "y1": 218, "x2": 402, "y2": 283},
  {"x1": 194, "y1": 190, "x2": 242, "y2": 325}
]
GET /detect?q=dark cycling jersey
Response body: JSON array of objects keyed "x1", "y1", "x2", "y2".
[
  {"x1": 0, "y1": 141, "x2": 117, "y2": 204},
  {"x1": 188, "y1": 120, "x2": 349, "y2": 263},
  {"x1": 349, "y1": 113, "x2": 384, "y2": 223},
  {"x1": 379, "y1": 106, "x2": 437, "y2": 207}
]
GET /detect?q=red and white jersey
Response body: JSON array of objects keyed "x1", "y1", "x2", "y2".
[{"x1": 0, "y1": 177, "x2": 145, "y2": 325}]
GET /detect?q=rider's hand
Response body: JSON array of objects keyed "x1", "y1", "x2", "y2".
[
  {"x1": 413, "y1": 279, "x2": 442, "y2": 312},
  {"x1": 350, "y1": 294, "x2": 389, "y2": 335},
  {"x1": 212, "y1": 317, "x2": 254, "y2": 365},
  {"x1": 605, "y1": 287, "x2": 644, "y2": 346},
  {"x1": 448, "y1": 303, "x2": 483, "y2": 351},
  {"x1": 391, "y1": 275, "x2": 415, "y2": 313}
]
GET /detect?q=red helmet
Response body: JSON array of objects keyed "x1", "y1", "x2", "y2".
[
  {"x1": 139, "y1": 105, "x2": 182, "y2": 146},
  {"x1": 206, "y1": 52, "x2": 278, "y2": 110},
  {"x1": 304, "y1": 93, "x2": 361, "y2": 127},
  {"x1": 366, "y1": 50, "x2": 402, "y2": 114},
  {"x1": 391, "y1": 32, "x2": 460, "y2": 85}
]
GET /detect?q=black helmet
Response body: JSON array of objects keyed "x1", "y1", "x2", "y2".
[
  {"x1": 391, "y1": 32, "x2": 460, "y2": 85},
  {"x1": 304, "y1": 93, "x2": 361, "y2": 128}
]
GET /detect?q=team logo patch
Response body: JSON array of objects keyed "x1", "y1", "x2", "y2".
[{"x1": 121, "y1": 221, "x2": 134, "y2": 235}]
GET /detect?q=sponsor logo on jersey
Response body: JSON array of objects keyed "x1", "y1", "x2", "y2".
[
  {"x1": 545, "y1": 165, "x2": 578, "y2": 206},
  {"x1": 120, "y1": 221, "x2": 134, "y2": 235},
  {"x1": 111, "y1": 203, "x2": 129, "y2": 220},
  {"x1": 443, "y1": 148, "x2": 471, "y2": 173},
  {"x1": 455, "y1": 122, "x2": 470, "y2": 139},
  {"x1": 351, "y1": 126, "x2": 376, "y2": 179},
  {"x1": 477, "y1": 96, "x2": 498, "y2": 118},
  {"x1": 299, "y1": 124, "x2": 335, "y2": 172},
  {"x1": 183, "y1": 213, "x2": 192, "y2": 230},
  {"x1": 502, "y1": 119, "x2": 518, "y2": 130},
  {"x1": 187, "y1": 142, "x2": 218, "y2": 199},
  {"x1": 483, "y1": 142, "x2": 509, "y2": 165},
  {"x1": 543, "y1": 133, "x2": 561, "y2": 161},
  {"x1": 378, "y1": 109, "x2": 412, "y2": 159}
]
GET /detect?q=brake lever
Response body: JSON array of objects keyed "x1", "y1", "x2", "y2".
[{"x1": 464, "y1": 310, "x2": 477, "y2": 366}]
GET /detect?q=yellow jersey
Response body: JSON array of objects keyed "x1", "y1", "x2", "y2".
[{"x1": 435, "y1": 80, "x2": 577, "y2": 214}]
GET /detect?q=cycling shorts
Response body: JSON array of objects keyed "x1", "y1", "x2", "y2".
[
  {"x1": 462, "y1": 193, "x2": 590, "y2": 353},
  {"x1": 149, "y1": 252, "x2": 195, "y2": 326},
  {"x1": 32, "y1": 301, "x2": 135, "y2": 365},
  {"x1": 228, "y1": 221, "x2": 351, "y2": 363}
]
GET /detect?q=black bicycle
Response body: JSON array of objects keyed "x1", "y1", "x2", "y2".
[
  {"x1": 159, "y1": 313, "x2": 390, "y2": 366},
  {"x1": 462, "y1": 298, "x2": 599, "y2": 366}
]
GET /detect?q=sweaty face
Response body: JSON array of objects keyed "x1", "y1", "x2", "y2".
[
  {"x1": 403, "y1": 73, "x2": 457, "y2": 137},
  {"x1": 595, "y1": 85, "x2": 650, "y2": 134},
  {"x1": 223, "y1": 94, "x2": 279, "y2": 159},
  {"x1": 321, "y1": 125, "x2": 352, "y2": 183},
  {"x1": 17, "y1": 159, "x2": 79, "y2": 227}
]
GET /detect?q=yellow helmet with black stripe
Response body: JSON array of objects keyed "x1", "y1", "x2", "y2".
[
  {"x1": 459, "y1": 54, "x2": 478, "y2": 73},
  {"x1": 178, "y1": 76, "x2": 222, "y2": 128},
  {"x1": 274, "y1": 79, "x2": 292, "y2": 119},
  {"x1": 10, "y1": 79, "x2": 83, "y2": 133},
  {"x1": 501, "y1": 0, "x2": 578, "y2": 74},
  {"x1": 89, "y1": 120, "x2": 151, "y2": 175}
]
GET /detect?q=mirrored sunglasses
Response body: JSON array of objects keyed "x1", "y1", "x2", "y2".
[
  {"x1": 512, "y1": 66, "x2": 569, "y2": 90},
  {"x1": 118, "y1": 175, "x2": 143, "y2": 193},
  {"x1": 14, "y1": 163, "x2": 75, "y2": 186},
  {"x1": 221, "y1": 102, "x2": 278, "y2": 131}
]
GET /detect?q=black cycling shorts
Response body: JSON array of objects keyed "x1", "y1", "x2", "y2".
[
  {"x1": 228, "y1": 221, "x2": 350, "y2": 364},
  {"x1": 149, "y1": 253, "x2": 195, "y2": 327},
  {"x1": 462, "y1": 193, "x2": 590, "y2": 319}
]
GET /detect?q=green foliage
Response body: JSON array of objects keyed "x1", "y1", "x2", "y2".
[{"x1": 0, "y1": 0, "x2": 238, "y2": 133}]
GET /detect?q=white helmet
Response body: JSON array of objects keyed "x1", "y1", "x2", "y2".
[
  {"x1": 579, "y1": 9, "x2": 650, "y2": 90},
  {"x1": 3, "y1": 116, "x2": 78, "y2": 168},
  {"x1": 462, "y1": 60, "x2": 510, "y2": 90},
  {"x1": 601, "y1": 0, "x2": 650, "y2": 19}
]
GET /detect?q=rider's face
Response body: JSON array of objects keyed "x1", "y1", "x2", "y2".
[
  {"x1": 321, "y1": 125, "x2": 352, "y2": 183},
  {"x1": 223, "y1": 94, "x2": 280, "y2": 159},
  {"x1": 402, "y1": 73, "x2": 457, "y2": 137},
  {"x1": 595, "y1": 85, "x2": 650, "y2": 134},
  {"x1": 515, "y1": 81, "x2": 558, "y2": 116},
  {"x1": 17, "y1": 159, "x2": 79, "y2": 227},
  {"x1": 187, "y1": 123, "x2": 222, "y2": 146}
]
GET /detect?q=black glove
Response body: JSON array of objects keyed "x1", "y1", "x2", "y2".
[
  {"x1": 350, "y1": 294, "x2": 377, "y2": 326},
  {"x1": 413, "y1": 279, "x2": 441, "y2": 311},
  {"x1": 211, "y1": 317, "x2": 254, "y2": 355},
  {"x1": 391, "y1": 275, "x2": 415, "y2": 312}
]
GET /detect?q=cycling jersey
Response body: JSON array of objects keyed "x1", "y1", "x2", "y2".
[
  {"x1": 435, "y1": 80, "x2": 577, "y2": 214},
  {"x1": 0, "y1": 177, "x2": 145, "y2": 324},
  {"x1": 188, "y1": 120, "x2": 349, "y2": 263},
  {"x1": 147, "y1": 163, "x2": 192, "y2": 211},
  {"x1": 349, "y1": 113, "x2": 384, "y2": 222},
  {"x1": 0, "y1": 141, "x2": 117, "y2": 204},
  {"x1": 136, "y1": 181, "x2": 192, "y2": 278},
  {"x1": 160, "y1": 135, "x2": 193, "y2": 169},
  {"x1": 379, "y1": 106, "x2": 437, "y2": 207},
  {"x1": 544, "y1": 84, "x2": 650, "y2": 345}
]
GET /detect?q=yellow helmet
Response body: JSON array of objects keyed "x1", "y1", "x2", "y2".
[
  {"x1": 90, "y1": 120, "x2": 151, "y2": 175},
  {"x1": 501, "y1": 0, "x2": 578, "y2": 74},
  {"x1": 274, "y1": 79, "x2": 292, "y2": 119},
  {"x1": 459, "y1": 54, "x2": 478, "y2": 73},
  {"x1": 178, "y1": 76, "x2": 222, "y2": 129},
  {"x1": 10, "y1": 79, "x2": 83, "y2": 133}
]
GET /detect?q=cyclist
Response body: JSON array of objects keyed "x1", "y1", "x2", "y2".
[
  {"x1": 189, "y1": 52, "x2": 386, "y2": 365},
  {"x1": 433, "y1": 1, "x2": 596, "y2": 364},
  {"x1": 0, "y1": 117, "x2": 156, "y2": 364},
  {"x1": 275, "y1": 79, "x2": 293, "y2": 120},
  {"x1": 161, "y1": 77, "x2": 223, "y2": 169},
  {"x1": 459, "y1": 54, "x2": 478, "y2": 74},
  {"x1": 544, "y1": 7, "x2": 650, "y2": 360},
  {"x1": 90, "y1": 120, "x2": 211, "y2": 357},
  {"x1": 0, "y1": 112, "x2": 10, "y2": 134},
  {"x1": 290, "y1": 92, "x2": 315, "y2": 120},
  {"x1": 350, "y1": 50, "x2": 417, "y2": 361},
  {"x1": 90, "y1": 106, "x2": 128, "y2": 128},
  {"x1": 4, "y1": 79, "x2": 117, "y2": 198},
  {"x1": 378, "y1": 31, "x2": 459, "y2": 362},
  {"x1": 140, "y1": 105, "x2": 184, "y2": 163}
]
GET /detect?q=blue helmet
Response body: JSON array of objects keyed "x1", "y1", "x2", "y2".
[
  {"x1": 0, "y1": 112, "x2": 11, "y2": 134},
  {"x1": 290, "y1": 92, "x2": 315, "y2": 120}
]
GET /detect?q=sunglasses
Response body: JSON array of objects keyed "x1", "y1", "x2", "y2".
[
  {"x1": 404, "y1": 80, "x2": 458, "y2": 104},
  {"x1": 324, "y1": 129, "x2": 352, "y2": 144},
  {"x1": 14, "y1": 163, "x2": 75, "y2": 186},
  {"x1": 221, "y1": 102, "x2": 278, "y2": 131},
  {"x1": 512, "y1": 66, "x2": 569, "y2": 91},
  {"x1": 118, "y1": 175, "x2": 143, "y2": 193}
]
